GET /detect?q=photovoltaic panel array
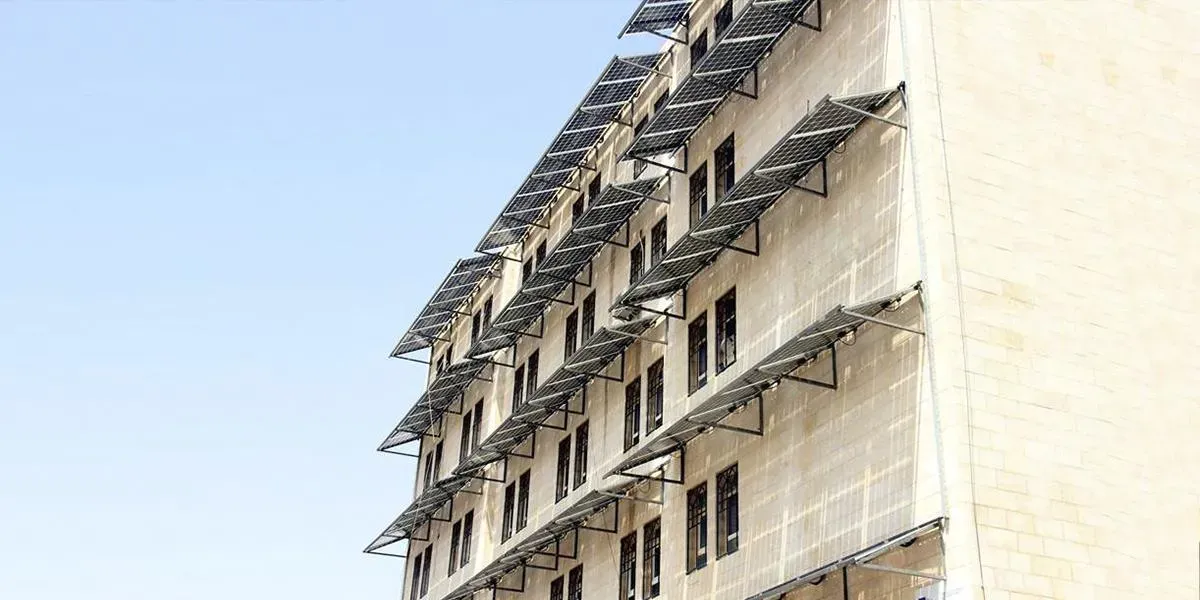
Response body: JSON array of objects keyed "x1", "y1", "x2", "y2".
[
  {"x1": 467, "y1": 176, "x2": 668, "y2": 360},
  {"x1": 615, "y1": 87, "x2": 899, "y2": 309},
  {"x1": 378, "y1": 359, "x2": 491, "y2": 450},
  {"x1": 608, "y1": 284, "x2": 920, "y2": 477},
  {"x1": 362, "y1": 473, "x2": 473, "y2": 554},
  {"x1": 456, "y1": 316, "x2": 658, "y2": 476},
  {"x1": 476, "y1": 53, "x2": 664, "y2": 254},
  {"x1": 618, "y1": 0, "x2": 694, "y2": 39},
  {"x1": 389, "y1": 255, "x2": 499, "y2": 358},
  {"x1": 443, "y1": 480, "x2": 640, "y2": 600},
  {"x1": 622, "y1": 0, "x2": 819, "y2": 162}
]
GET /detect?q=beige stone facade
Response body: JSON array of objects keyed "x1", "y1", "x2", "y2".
[{"x1": 370, "y1": 2, "x2": 1200, "y2": 600}]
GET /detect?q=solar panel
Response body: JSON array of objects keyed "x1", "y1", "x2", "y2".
[
  {"x1": 441, "y1": 479, "x2": 641, "y2": 600},
  {"x1": 614, "y1": 87, "x2": 900, "y2": 309},
  {"x1": 466, "y1": 176, "x2": 668, "y2": 360},
  {"x1": 607, "y1": 284, "x2": 920, "y2": 477},
  {"x1": 623, "y1": 0, "x2": 819, "y2": 163},
  {"x1": 377, "y1": 359, "x2": 491, "y2": 451},
  {"x1": 389, "y1": 255, "x2": 499, "y2": 358},
  {"x1": 477, "y1": 53, "x2": 664, "y2": 255},
  {"x1": 618, "y1": 0, "x2": 694, "y2": 39},
  {"x1": 454, "y1": 316, "x2": 659, "y2": 477}
]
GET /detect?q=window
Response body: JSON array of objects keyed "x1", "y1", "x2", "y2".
[
  {"x1": 423, "y1": 451, "x2": 434, "y2": 492},
  {"x1": 420, "y1": 545, "x2": 433, "y2": 596},
  {"x1": 689, "y1": 162, "x2": 708, "y2": 226},
  {"x1": 654, "y1": 92, "x2": 669, "y2": 114},
  {"x1": 716, "y1": 464, "x2": 739, "y2": 558},
  {"x1": 522, "y1": 259, "x2": 533, "y2": 284},
  {"x1": 587, "y1": 173, "x2": 602, "y2": 204},
  {"x1": 536, "y1": 240, "x2": 547, "y2": 268},
  {"x1": 472, "y1": 400, "x2": 483, "y2": 451},
  {"x1": 448, "y1": 521, "x2": 461, "y2": 575},
  {"x1": 565, "y1": 309, "x2": 579, "y2": 359},
  {"x1": 432, "y1": 441, "x2": 443, "y2": 485},
  {"x1": 633, "y1": 116, "x2": 650, "y2": 178},
  {"x1": 526, "y1": 350, "x2": 539, "y2": 401},
  {"x1": 573, "y1": 421, "x2": 589, "y2": 489},
  {"x1": 643, "y1": 518, "x2": 661, "y2": 598},
  {"x1": 502, "y1": 481, "x2": 516, "y2": 542},
  {"x1": 714, "y1": 133, "x2": 736, "y2": 200},
  {"x1": 581, "y1": 292, "x2": 596, "y2": 342},
  {"x1": 688, "y1": 312, "x2": 708, "y2": 394},
  {"x1": 690, "y1": 29, "x2": 709, "y2": 69},
  {"x1": 650, "y1": 217, "x2": 667, "y2": 266},
  {"x1": 572, "y1": 197, "x2": 585, "y2": 225},
  {"x1": 460, "y1": 511, "x2": 474, "y2": 567},
  {"x1": 714, "y1": 0, "x2": 733, "y2": 38},
  {"x1": 556, "y1": 435, "x2": 571, "y2": 502},
  {"x1": 620, "y1": 532, "x2": 637, "y2": 600},
  {"x1": 550, "y1": 577, "x2": 564, "y2": 600},
  {"x1": 686, "y1": 483, "x2": 708, "y2": 573},
  {"x1": 409, "y1": 550, "x2": 423, "y2": 600},
  {"x1": 512, "y1": 365, "x2": 526, "y2": 412},
  {"x1": 516, "y1": 470, "x2": 531, "y2": 532},
  {"x1": 715, "y1": 288, "x2": 737, "y2": 373},
  {"x1": 624, "y1": 377, "x2": 641, "y2": 451},
  {"x1": 646, "y1": 359, "x2": 664, "y2": 433},
  {"x1": 471, "y1": 312, "x2": 481, "y2": 344},
  {"x1": 483, "y1": 296, "x2": 493, "y2": 328},
  {"x1": 568, "y1": 564, "x2": 583, "y2": 600},
  {"x1": 629, "y1": 240, "x2": 645, "y2": 285},
  {"x1": 460, "y1": 406, "x2": 473, "y2": 464}
]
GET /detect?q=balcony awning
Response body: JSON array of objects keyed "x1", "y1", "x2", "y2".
[
  {"x1": 476, "y1": 53, "x2": 664, "y2": 254},
  {"x1": 608, "y1": 284, "x2": 921, "y2": 477},
  {"x1": 362, "y1": 473, "x2": 473, "y2": 555},
  {"x1": 390, "y1": 255, "x2": 499, "y2": 358},
  {"x1": 378, "y1": 359, "x2": 491, "y2": 451},
  {"x1": 622, "y1": 0, "x2": 820, "y2": 164},
  {"x1": 615, "y1": 86, "x2": 901, "y2": 309}
]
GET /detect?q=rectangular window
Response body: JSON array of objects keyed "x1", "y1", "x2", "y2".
[
  {"x1": 516, "y1": 470, "x2": 531, "y2": 532},
  {"x1": 646, "y1": 359, "x2": 664, "y2": 433},
  {"x1": 409, "y1": 551, "x2": 423, "y2": 600},
  {"x1": 629, "y1": 240, "x2": 645, "y2": 285},
  {"x1": 716, "y1": 464, "x2": 739, "y2": 558},
  {"x1": 686, "y1": 483, "x2": 708, "y2": 573},
  {"x1": 512, "y1": 365, "x2": 526, "y2": 412},
  {"x1": 550, "y1": 577, "x2": 564, "y2": 600},
  {"x1": 650, "y1": 217, "x2": 667, "y2": 266},
  {"x1": 714, "y1": 0, "x2": 733, "y2": 39},
  {"x1": 472, "y1": 400, "x2": 483, "y2": 451},
  {"x1": 448, "y1": 520, "x2": 461, "y2": 576},
  {"x1": 573, "y1": 421, "x2": 589, "y2": 489},
  {"x1": 633, "y1": 116, "x2": 650, "y2": 178},
  {"x1": 536, "y1": 240, "x2": 547, "y2": 268},
  {"x1": 587, "y1": 173, "x2": 602, "y2": 204},
  {"x1": 624, "y1": 377, "x2": 641, "y2": 451},
  {"x1": 526, "y1": 350, "x2": 539, "y2": 401},
  {"x1": 471, "y1": 312, "x2": 481, "y2": 344},
  {"x1": 568, "y1": 564, "x2": 583, "y2": 600},
  {"x1": 688, "y1": 312, "x2": 708, "y2": 394},
  {"x1": 423, "y1": 451, "x2": 434, "y2": 492},
  {"x1": 502, "y1": 481, "x2": 516, "y2": 542},
  {"x1": 689, "y1": 163, "x2": 708, "y2": 226},
  {"x1": 565, "y1": 309, "x2": 579, "y2": 359},
  {"x1": 556, "y1": 435, "x2": 571, "y2": 502},
  {"x1": 432, "y1": 441, "x2": 443, "y2": 484},
  {"x1": 460, "y1": 407, "x2": 473, "y2": 464},
  {"x1": 654, "y1": 91, "x2": 669, "y2": 114},
  {"x1": 714, "y1": 133, "x2": 736, "y2": 200},
  {"x1": 581, "y1": 292, "x2": 596, "y2": 342},
  {"x1": 460, "y1": 511, "x2": 474, "y2": 567},
  {"x1": 482, "y1": 296, "x2": 493, "y2": 327},
  {"x1": 420, "y1": 545, "x2": 433, "y2": 596},
  {"x1": 643, "y1": 518, "x2": 661, "y2": 598},
  {"x1": 572, "y1": 197, "x2": 585, "y2": 225},
  {"x1": 522, "y1": 259, "x2": 533, "y2": 284},
  {"x1": 715, "y1": 288, "x2": 737, "y2": 373},
  {"x1": 690, "y1": 29, "x2": 709, "y2": 69},
  {"x1": 620, "y1": 532, "x2": 637, "y2": 600}
]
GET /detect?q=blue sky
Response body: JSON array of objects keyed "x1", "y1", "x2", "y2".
[{"x1": 0, "y1": 2, "x2": 659, "y2": 598}]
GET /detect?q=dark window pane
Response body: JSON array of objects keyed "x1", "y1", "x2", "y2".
[
  {"x1": 522, "y1": 259, "x2": 533, "y2": 284},
  {"x1": 716, "y1": 464, "x2": 739, "y2": 558},
  {"x1": 647, "y1": 359, "x2": 664, "y2": 433},
  {"x1": 643, "y1": 518, "x2": 661, "y2": 598},
  {"x1": 629, "y1": 241, "x2": 645, "y2": 285},
  {"x1": 460, "y1": 407, "x2": 473, "y2": 464},
  {"x1": 565, "y1": 310, "x2": 579, "y2": 359},
  {"x1": 512, "y1": 365, "x2": 526, "y2": 412},
  {"x1": 573, "y1": 421, "x2": 589, "y2": 489},
  {"x1": 483, "y1": 296, "x2": 493, "y2": 327},
  {"x1": 502, "y1": 482, "x2": 516, "y2": 542},
  {"x1": 550, "y1": 577, "x2": 564, "y2": 600},
  {"x1": 654, "y1": 92, "x2": 669, "y2": 114},
  {"x1": 650, "y1": 217, "x2": 667, "y2": 266},
  {"x1": 409, "y1": 552, "x2": 422, "y2": 600},
  {"x1": 460, "y1": 511, "x2": 474, "y2": 567},
  {"x1": 690, "y1": 29, "x2": 708, "y2": 69},
  {"x1": 516, "y1": 470, "x2": 530, "y2": 532},
  {"x1": 714, "y1": 133, "x2": 736, "y2": 200},
  {"x1": 568, "y1": 565, "x2": 583, "y2": 600},
  {"x1": 432, "y1": 441, "x2": 443, "y2": 484},
  {"x1": 716, "y1": 288, "x2": 737, "y2": 373},
  {"x1": 620, "y1": 532, "x2": 637, "y2": 600},
  {"x1": 714, "y1": 1, "x2": 733, "y2": 38},
  {"x1": 689, "y1": 163, "x2": 708, "y2": 227},
  {"x1": 420, "y1": 546, "x2": 432, "y2": 596},
  {"x1": 472, "y1": 401, "x2": 483, "y2": 451},
  {"x1": 624, "y1": 377, "x2": 642, "y2": 451},
  {"x1": 448, "y1": 521, "x2": 461, "y2": 575},
  {"x1": 536, "y1": 240, "x2": 547, "y2": 268},
  {"x1": 588, "y1": 173, "x2": 602, "y2": 204},
  {"x1": 526, "y1": 350, "x2": 540, "y2": 401},
  {"x1": 688, "y1": 312, "x2": 708, "y2": 394},
  {"x1": 581, "y1": 293, "x2": 596, "y2": 341},
  {"x1": 471, "y1": 312, "x2": 481, "y2": 344},
  {"x1": 686, "y1": 483, "x2": 708, "y2": 573},
  {"x1": 572, "y1": 197, "x2": 585, "y2": 225},
  {"x1": 556, "y1": 435, "x2": 571, "y2": 502}
]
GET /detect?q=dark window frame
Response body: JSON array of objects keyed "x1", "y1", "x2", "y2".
[
  {"x1": 448, "y1": 520, "x2": 461, "y2": 576},
  {"x1": 550, "y1": 576, "x2": 564, "y2": 600},
  {"x1": 624, "y1": 377, "x2": 642, "y2": 451},
  {"x1": 646, "y1": 359, "x2": 664, "y2": 433},
  {"x1": 715, "y1": 287, "x2": 737, "y2": 374},
  {"x1": 629, "y1": 240, "x2": 645, "y2": 285},
  {"x1": 573, "y1": 421, "x2": 589, "y2": 490},
  {"x1": 714, "y1": 0, "x2": 734, "y2": 38},
  {"x1": 512, "y1": 364, "x2": 526, "y2": 412},
  {"x1": 556, "y1": 435, "x2": 571, "y2": 502},
  {"x1": 460, "y1": 510, "x2": 474, "y2": 567},
  {"x1": 716, "y1": 463, "x2": 739, "y2": 558},
  {"x1": 620, "y1": 532, "x2": 638, "y2": 600},
  {"x1": 565, "y1": 309, "x2": 579, "y2": 359},
  {"x1": 643, "y1": 518, "x2": 661, "y2": 598},
  {"x1": 420, "y1": 545, "x2": 433, "y2": 596},
  {"x1": 568, "y1": 564, "x2": 583, "y2": 600},
  {"x1": 471, "y1": 400, "x2": 483, "y2": 451},
  {"x1": 714, "y1": 133, "x2": 736, "y2": 201},
  {"x1": 650, "y1": 217, "x2": 667, "y2": 267},
  {"x1": 526, "y1": 350, "x2": 540, "y2": 402},
  {"x1": 516, "y1": 469, "x2": 531, "y2": 532},
  {"x1": 688, "y1": 312, "x2": 708, "y2": 394},
  {"x1": 502, "y1": 480, "x2": 516, "y2": 542},
  {"x1": 410, "y1": 551, "x2": 423, "y2": 600},
  {"x1": 689, "y1": 162, "x2": 708, "y2": 227},
  {"x1": 581, "y1": 292, "x2": 596, "y2": 342},
  {"x1": 686, "y1": 482, "x2": 708, "y2": 573},
  {"x1": 689, "y1": 28, "x2": 709, "y2": 69}
]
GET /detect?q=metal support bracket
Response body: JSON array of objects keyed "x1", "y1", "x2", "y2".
[
  {"x1": 776, "y1": 344, "x2": 838, "y2": 390},
  {"x1": 840, "y1": 308, "x2": 924, "y2": 336},
  {"x1": 690, "y1": 219, "x2": 760, "y2": 256}
]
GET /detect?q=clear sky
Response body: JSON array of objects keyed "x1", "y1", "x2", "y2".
[{"x1": 0, "y1": 2, "x2": 659, "y2": 598}]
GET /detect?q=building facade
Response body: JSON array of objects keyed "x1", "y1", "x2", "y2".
[{"x1": 367, "y1": 1, "x2": 1200, "y2": 600}]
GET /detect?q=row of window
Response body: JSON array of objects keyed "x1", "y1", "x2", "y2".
[
  {"x1": 618, "y1": 517, "x2": 663, "y2": 600},
  {"x1": 624, "y1": 358, "x2": 665, "y2": 451},
  {"x1": 687, "y1": 463, "x2": 740, "y2": 573},
  {"x1": 687, "y1": 287, "x2": 737, "y2": 395},
  {"x1": 502, "y1": 470, "x2": 531, "y2": 542},
  {"x1": 410, "y1": 509, "x2": 477, "y2": 600},
  {"x1": 556, "y1": 421, "x2": 590, "y2": 501},
  {"x1": 549, "y1": 564, "x2": 584, "y2": 600}
]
